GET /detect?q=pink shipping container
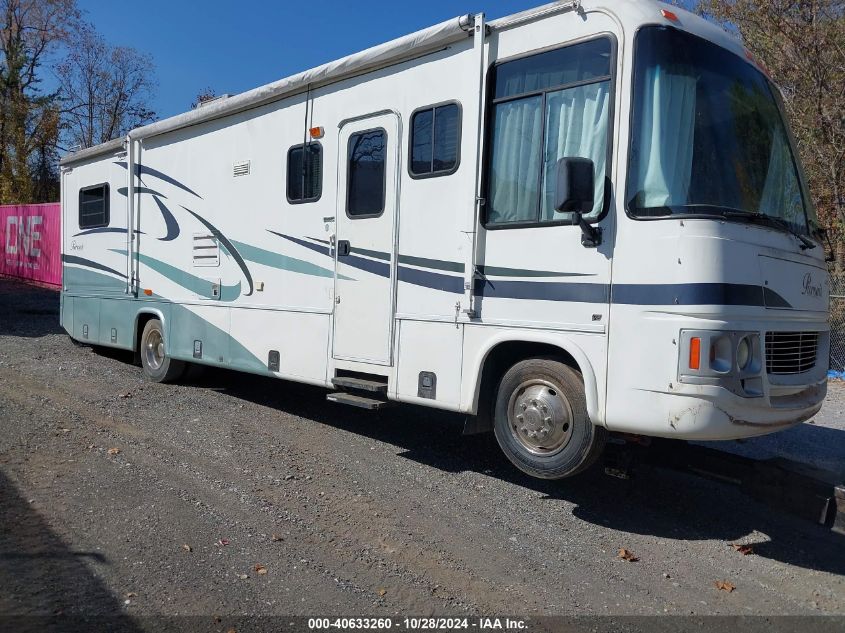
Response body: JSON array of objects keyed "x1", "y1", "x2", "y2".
[{"x1": 0, "y1": 203, "x2": 62, "y2": 287}]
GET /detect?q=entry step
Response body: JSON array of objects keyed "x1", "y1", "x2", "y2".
[
  {"x1": 331, "y1": 376, "x2": 388, "y2": 393},
  {"x1": 326, "y1": 392, "x2": 394, "y2": 410}
]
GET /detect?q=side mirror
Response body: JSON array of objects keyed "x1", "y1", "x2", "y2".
[
  {"x1": 554, "y1": 157, "x2": 602, "y2": 248},
  {"x1": 555, "y1": 157, "x2": 595, "y2": 214}
]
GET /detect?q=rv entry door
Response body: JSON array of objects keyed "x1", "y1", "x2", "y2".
[{"x1": 332, "y1": 112, "x2": 400, "y2": 365}]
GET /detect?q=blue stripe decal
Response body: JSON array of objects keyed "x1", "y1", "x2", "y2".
[
  {"x1": 398, "y1": 266, "x2": 463, "y2": 293},
  {"x1": 270, "y1": 231, "x2": 331, "y2": 257},
  {"x1": 612, "y1": 283, "x2": 780, "y2": 307},
  {"x1": 151, "y1": 196, "x2": 181, "y2": 242},
  {"x1": 478, "y1": 279, "x2": 610, "y2": 303},
  {"x1": 114, "y1": 162, "x2": 202, "y2": 198},
  {"x1": 72, "y1": 227, "x2": 144, "y2": 237},
  {"x1": 270, "y1": 231, "x2": 390, "y2": 278},
  {"x1": 117, "y1": 186, "x2": 167, "y2": 198},
  {"x1": 62, "y1": 254, "x2": 126, "y2": 279}
]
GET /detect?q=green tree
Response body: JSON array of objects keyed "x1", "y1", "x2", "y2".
[{"x1": 0, "y1": 0, "x2": 78, "y2": 203}]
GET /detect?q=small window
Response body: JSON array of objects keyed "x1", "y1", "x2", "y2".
[
  {"x1": 410, "y1": 103, "x2": 461, "y2": 177},
  {"x1": 287, "y1": 142, "x2": 322, "y2": 203},
  {"x1": 79, "y1": 184, "x2": 110, "y2": 229},
  {"x1": 347, "y1": 128, "x2": 386, "y2": 217}
]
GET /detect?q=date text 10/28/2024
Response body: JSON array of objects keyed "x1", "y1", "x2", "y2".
[{"x1": 308, "y1": 618, "x2": 528, "y2": 630}]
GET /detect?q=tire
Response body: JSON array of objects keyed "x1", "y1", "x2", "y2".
[
  {"x1": 139, "y1": 318, "x2": 186, "y2": 383},
  {"x1": 492, "y1": 358, "x2": 606, "y2": 479}
]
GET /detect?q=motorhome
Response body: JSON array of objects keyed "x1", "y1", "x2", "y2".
[{"x1": 59, "y1": 0, "x2": 830, "y2": 479}]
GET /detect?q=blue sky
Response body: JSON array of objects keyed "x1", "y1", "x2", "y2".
[{"x1": 76, "y1": 1, "x2": 696, "y2": 121}]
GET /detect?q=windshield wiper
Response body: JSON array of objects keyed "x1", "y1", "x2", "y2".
[{"x1": 721, "y1": 211, "x2": 816, "y2": 251}]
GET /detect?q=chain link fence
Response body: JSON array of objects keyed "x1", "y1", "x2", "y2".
[{"x1": 831, "y1": 273, "x2": 845, "y2": 372}]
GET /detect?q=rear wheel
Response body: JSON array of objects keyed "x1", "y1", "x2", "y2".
[
  {"x1": 139, "y1": 318, "x2": 185, "y2": 383},
  {"x1": 493, "y1": 358, "x2": 606, "y2": 479}
]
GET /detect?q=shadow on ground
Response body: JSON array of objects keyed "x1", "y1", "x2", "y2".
[
  {"x1": 182, "y1": 365, "x2": 845, "y2": 578},
  {"x1": 0, "y1": 469, "x2": 141, "y2": 631},
  {"x1": 0, "y1": 278, "x2": 61, "y2": 339}
]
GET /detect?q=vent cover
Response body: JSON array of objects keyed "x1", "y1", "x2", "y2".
[
  {"x1": 233, "y1": 160, "x2": 250, "y2": 177},
  {"x1": 193, "y1": 233, "x2": 220, "y2": 267}
]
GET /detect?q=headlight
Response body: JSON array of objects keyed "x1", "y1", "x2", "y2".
[
  {"x1": 679, "y1": 330, "x2": 763, "y2": 398},
  {"x1": 737, "y1": 337, "x2": 751, "y2": 371}
]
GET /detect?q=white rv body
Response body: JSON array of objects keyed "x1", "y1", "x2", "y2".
[{"x1": 59, "y1": 1, "x2": 829, "y2": 472}]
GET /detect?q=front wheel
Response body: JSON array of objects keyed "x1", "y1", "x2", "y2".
[
  {"x1": 139, "y1": 318, "x2": 186, "y2": 383},
  {"x1": 493, "y1": 358, "x2": 606, "y2": 479}
]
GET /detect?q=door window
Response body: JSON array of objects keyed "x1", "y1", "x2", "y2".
[{"x1": 347, "y1": 128, "x2": 386, "y2": 218}]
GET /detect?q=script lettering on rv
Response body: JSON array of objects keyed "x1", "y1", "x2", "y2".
[
  {"x1": 801, "y1": 272, "x2": 822, "y2": 298},
  {"x1": 5, "y1": 215, "x2": 42, "y2": 259}
]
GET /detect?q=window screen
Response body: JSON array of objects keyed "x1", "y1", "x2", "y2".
[
  {"x1": 486, "y1": 37, "x2": 613, "y2": 227},
  {"x1": 287, "y1": 142, "x2": 323, "y2": 203},
  {"x1": 79, "y1": 184, "x2": 110, "y2": 229},
  {"x1": 410, "y1": 103, "x2": 460, "y2": 176},
  {"x1": 347, "y1": 128, "x2": 386, "y2": 217}
]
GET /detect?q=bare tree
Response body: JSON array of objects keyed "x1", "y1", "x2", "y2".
[
  {"x1": 58, "y1": 25, "x2": 156, "y2": 149},
  {"x1": 693, "y1": 0, "x2": 845, "y2": 265},
  {"x1": 192, "y1": 86, "x2": 218, "y2": 109}
]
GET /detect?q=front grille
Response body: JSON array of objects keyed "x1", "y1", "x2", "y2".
[{"x1": 765, "y1": 331, "x2": 819, "y2": 375}]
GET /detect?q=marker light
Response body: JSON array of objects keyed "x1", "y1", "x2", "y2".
[
  {"x1": 689, "y1": 337, "x2": 701, "y2": 370},
  {"x1": 144, "y1": 289, "x2": 153, "y2": 296},
  {"x1": 309, "y1": 126, "x2": 324, "y2": 139},
  {"x1": 661, "y1": 9, "x2": 679, "y2": 21}
]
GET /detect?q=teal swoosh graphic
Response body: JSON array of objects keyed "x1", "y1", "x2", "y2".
[
  {"x1": 110, "y1": 249, "x2": 241, "y2": 301},
  {"x1": 181, "y1": 206, "x2": 254, "y2": 297},
  {"x1": 231, "y1": 240, "x2": 353, "y2": 281}
]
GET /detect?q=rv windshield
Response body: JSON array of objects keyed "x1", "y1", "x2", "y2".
[{"x1": 627, "y1": 26, "x2": 817, "y2": 237}]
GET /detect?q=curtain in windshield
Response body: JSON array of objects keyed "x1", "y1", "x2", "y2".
[
  {"x1": 627, "y1": 27, "x2": 810, "y2": 234},
  {"x1": 633, "y1": 66, "x2": 696, "y2": 208}
]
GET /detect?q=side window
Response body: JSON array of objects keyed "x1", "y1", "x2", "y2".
[
  {"x1": 347, "y1": 128, "x2": 386, "y2": 217},
  {"x1": 410, "y1": 102, "x2": 461, "y2": 177},
  {"x1": 287, "y1": 142, "x2": 322, "y2": 203},
  {"x1": 486, "y1": 37, "x2": 613, "y2": 227},
  {"x1": 79, "y1": 184, "x2": 110, "y2": 229}
]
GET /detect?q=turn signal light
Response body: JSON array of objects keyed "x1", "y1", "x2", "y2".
[
  {"x1": 309, "y1": 126, "x2": 324, "y2": 139},
  {"x1": 689, "y1": 337, "x2": 701, "y2": 370}
]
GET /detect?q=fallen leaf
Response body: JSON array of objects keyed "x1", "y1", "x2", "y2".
[
  {"x1": 125, "y1": 592, "x2": 137, "y2": 598},
  {"x1": 87, "y1": 444, "x2": 95, "y2": 450},
  {"x1": 377, "y1": 588, "x2": 387, "y2": 597},
  {"x1": 213, "y1": 615, "x2": 222, "y2": 623},
  {"x1": 119, "y1": 392, "x2": 131, "y2": 398},
  {"x1": 714, "y1": 580, "x2": 736, "y2": 593},
  {"x1": 618, "y1": 548, "x2": 639, "y2": 562},
  {"x1": 60, "y1": 428, "x2": 71, "y2": 433},
  {"x1": 730, "y1": 543, "x2": 754, "y2": 556},
  {"x1": 182, "y1": 544, "x2": 192, "y2": 552},
  {"x1": 107, "y1": 448, "x2": 120, "y2": 455},
  {"x1": 217, "y1": 538, "x2": 230, "y2": 546},
  {"x1": 237, "y1": 574, "x2": 248, "y2": 580},
  {"x1": 254, "y1": 564, "x2": 267, "y2": 575},
  {"x1": 271, "y1": 533, "x2": 283, "y2": 542}
]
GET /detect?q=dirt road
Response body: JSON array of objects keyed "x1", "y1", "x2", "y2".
[{"x1": 1, "y1": 277, "x2": 843, "y2": 625}]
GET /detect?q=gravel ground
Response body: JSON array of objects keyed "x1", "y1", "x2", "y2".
[{"x1": 0, "y1": 276, "x2": 843, "y2": 625}]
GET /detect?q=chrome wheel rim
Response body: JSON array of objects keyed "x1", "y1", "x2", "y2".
[
  {"x1": 144, "y1": 329, "x2": 165, "y2": 371},
  {"x1": 507, "y1": 379, "x2": 573, "y2": 456}
]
